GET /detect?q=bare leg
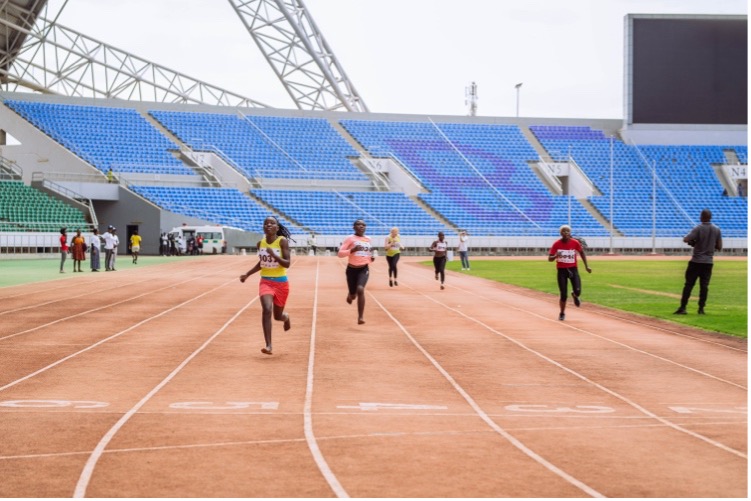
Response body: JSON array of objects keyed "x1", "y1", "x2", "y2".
[
  {"x1": 260, "y1": 295, "x2": 274, "y2": 354},
  {"x1": 357, "y1": 285, "x2": 366, "y2": 324},
  {"x1": 273, "y1": 304, "x2": 291, "y2": 331}
]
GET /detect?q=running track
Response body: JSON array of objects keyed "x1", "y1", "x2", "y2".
[{"x1": 0, "y1": 255, "x2": 746, "y2": 497}]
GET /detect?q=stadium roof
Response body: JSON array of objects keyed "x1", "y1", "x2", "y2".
[{"x1": 0, "y1": 0, "x2": 46, "y2": 80}]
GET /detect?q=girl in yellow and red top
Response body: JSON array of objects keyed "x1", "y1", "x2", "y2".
[
  {"x1": 384, "y1": 226, "x2": 402, "y2": 287},
  {"x1": 548, "y1": 224, "x2": 592, "y2": 321},
  {"x1": 338, "y1": 219, "x2": 375, "y2": 325},
  {"x1": 240, "y1": 216, "x2": 293, "y2": 355}
]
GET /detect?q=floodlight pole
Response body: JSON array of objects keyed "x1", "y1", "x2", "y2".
[
  {"x1": 609, "y1": 135, "x2": 614, "y2": 254},
  {"x1": 651, "y1": 159, "x2": 657, "y2": 254},
  {"x1": 515, "y1": 83, "x2": 522, "y2": 117}
]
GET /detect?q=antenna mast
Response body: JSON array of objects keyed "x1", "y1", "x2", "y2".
[{"x1": 465, "y1": 81, "x2": 478, "y2": 116}]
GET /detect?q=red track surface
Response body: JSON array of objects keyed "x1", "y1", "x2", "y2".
[{"x1": 0, "y1": 255, "x2": 746, "y2": 497}]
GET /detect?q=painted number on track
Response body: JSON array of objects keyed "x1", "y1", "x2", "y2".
[
  {"x1": 169, "y1": 401, "x2": 279, "y2": 410},
  {"x1": 337, "y1": 402, "x2": 448, "y2": 411},
  {"x1": 669, "y1": 406, "x2": 747, "y2": 415},
  {"x1": 505, "y1": 404, "x2": 615, "y2": 414},
  {"x1": 0, "y1": 399, "x2": 109, "y2": 409}
]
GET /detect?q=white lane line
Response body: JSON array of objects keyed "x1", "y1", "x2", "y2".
[
  {"x1": 0, "y1": 277, "x2": 239, "y2": 393},
  {"x1": 0, "y1": 262, "x2": 239, "y2": 342},
  {"x1": 4, "y1": 419, "x2": 746, "y2": 462},
  {"x1": 397, "y1": 287, "x2": 748, "y2": 460},
  {"x1": 442, "y1": 265, "x2": 746, "y2": 353},
  {"x1": 0, "y1": 277, "x2": 142, "y2": 316},
  {"x1": 368, "y1": 293, "x2": 606, "y2": 499},
  {"x1": 304, "y1": 257, "x2": 349, "y2": 498},
  {"x1": 452, "y1": 281, "x2": 748, "y2": 390},
  {"x1": 397, "y1": 264, "x2": 746, "y2": 385},
  {"x1": 73, "y1": 293, "x2": 258, "y2": 497}
]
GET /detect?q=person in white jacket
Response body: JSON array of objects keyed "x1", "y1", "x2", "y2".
[
  {"x1": 88, "y1": 228, "x2": 102, "y2": 272},
  {"x1": 102, "y1": 226, "x2": 115, "y2": 271},
  {"x1": 457, "y1": 230, "x2": 471, "y2": 270}
]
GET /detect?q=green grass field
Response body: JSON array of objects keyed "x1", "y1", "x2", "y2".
[
  {"x1": 0, "y1": 255, "x2": 191, "y2": 288},
  {"x1": 441, "y1": 258, "x2": 747, "y2": 339}
]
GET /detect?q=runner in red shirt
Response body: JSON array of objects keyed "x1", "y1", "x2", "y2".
[
  {"x1": 548, "y1": 225, "x2": 592, "y2": 321},
  {"x1": 59, "y1": 227, "x2": 69, "y2": 273}
]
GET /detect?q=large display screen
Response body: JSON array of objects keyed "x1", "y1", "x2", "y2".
[{"x1": 627, "y1": 15, "x2": 747, "y2": 125}]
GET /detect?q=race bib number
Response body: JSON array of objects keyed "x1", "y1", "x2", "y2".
[
  {"x1": 353, "y1": 240, "x2": 371, "y2": 257},
  {"x1": 259, "y1": 248, "x2": 280, "y2": 268}
]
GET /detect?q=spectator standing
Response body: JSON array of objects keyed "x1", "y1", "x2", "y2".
[
  {"x1": 102, "y1": 226, "x2": 115, "y2": 271},
  {"x1": 674, "y1": 209, "x2": 723, "y2": 315},
  {"x1": 111, "y1": 227, "x2": 120, "y2": 270},
  {"x1": 307, "y1": 232, "x2": 318, "y2": 255},
  {"x1": 239, "y1": 216, "x2": 293, "y2": 355},
  {"x1": 177, "y1": 234, "x2": 185, "y2": 256},
  {"x1": 384, "y1": 227, "x2": 402, "y2": 287},
  {"x1": 429, "y1": 231, "x2": 448, "y2": 290},
  {"x1": 160, "y1": 232, "x2": 169, "y2": 256},
  {"x1": 59, "y1": 227, "x2": 69, "y2": 273},
  {"x1": 457, "y1": 230, "x2": 471, "y2": 270},
  {"x1": 71, "y1": 229, "x2": 87, "y2": 272},
  {"x1": 548, "y1": 225, "x2": 592, "y2": 321},
  {"x1": 130, "y1": 229, "x2": 142, "y2": 264},
  {"x1": 338, "y1": 219, "x2": 375, "y2": 324},
  {"x1": 168, "y1": 232, "x2": 177, "y2": 256},
  {"x1": 89, "y1": 228, "x2": 102, "y2": 272}
]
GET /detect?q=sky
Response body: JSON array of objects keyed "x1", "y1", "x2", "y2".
[{"x1": 43, "y1": 0, "x2": 747, "y2": 119}]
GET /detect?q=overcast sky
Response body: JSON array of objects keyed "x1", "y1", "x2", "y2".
[{"x1": 45, "y1": 0, "x2": 747, "y2": 119}]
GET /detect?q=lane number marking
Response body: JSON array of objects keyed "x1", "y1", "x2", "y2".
[
  {"x1": 337, "y1": 402, "x2": 448, "y2": 411},
  {"x1": 169, "y1": 401, "x2": 279, "y2": 410}
]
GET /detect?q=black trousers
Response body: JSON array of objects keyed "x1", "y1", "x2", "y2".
[
  {"x1": 346, "y1": 265, "x2": 369, "y2": 295},
  {"x1": 386, "y1": 254, "x2": 400, "y2": 278},
  {"x1": 556, "y1": 267, "x2": 581, "y2": 300},
  {"x1": 680, "y1": 261, "x2": 713, "y2": 309},
  {"x1": 433, "y1": 255, "x2": 447, "y2": 282}
]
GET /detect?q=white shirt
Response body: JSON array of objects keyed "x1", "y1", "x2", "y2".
[
  {"x1": 458, "y1": 234, "x2": 469, "y2": 252},
  {"x1": 102, "y1": 231, "x2": 115, "y2": 250},
  {"x1": 88, "y1": 234, "x2": 101, "y2": 250}
]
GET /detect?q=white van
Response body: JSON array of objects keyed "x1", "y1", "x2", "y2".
[{"x1": 169, "y1": 225, "x2": 226, "y2": 254}]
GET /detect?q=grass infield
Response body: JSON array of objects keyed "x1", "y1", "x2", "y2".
[
  {"x1": 442, "y1": 258, "x2": 747, "y2": 339},
  {"x1": 0, "y1": 255, "x2": 194, "y2": 288}
]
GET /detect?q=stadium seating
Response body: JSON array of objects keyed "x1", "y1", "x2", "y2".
[
  {"x1": 3, "y1": 98, "x2": 745, "y2": 242},
  {"x1": 4, "y1": 100, "x2": 194, "y2": 177},
  {"x1": 129, "y1": 185, "x2": 300, "y2": 233},
  {"x1": 0, "y1": 180, "x2": 89, "y2": 232},
  {"x1": 339, "y1": 120, "x2": 609, "y2": 236},
  {"x1": 149, "y1": 111, "x2": 367, "y2": 181},
  {"x1": 530, "y1": 126, "x2": 748, "y2": 238},
  {"x1": 251, "y1": 189, "x2": 452, "y2": 236}
]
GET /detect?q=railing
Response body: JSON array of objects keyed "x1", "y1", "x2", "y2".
[
  {"x1": 188, "y1": 141, "x2": 263, "y2": 189},
  {"x1": 428, "y1": 118, "x2": 543, "y2": 229},
  {"x1": 32, "y1": 173, "x2": 99, "y2": 228},
  {"x1": 332, "y1": 191, "x2": 389, "y2": 229},
  {"x1": 628, "y1": 139, "x2": 696, "y2": 227},
  {"x1": 0, "y1": 155, "x2": 23, "y2": 180}
]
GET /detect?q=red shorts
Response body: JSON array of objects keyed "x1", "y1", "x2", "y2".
[{"x1": 259, "y1": 278, "x2": 289, "y2": 307}]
